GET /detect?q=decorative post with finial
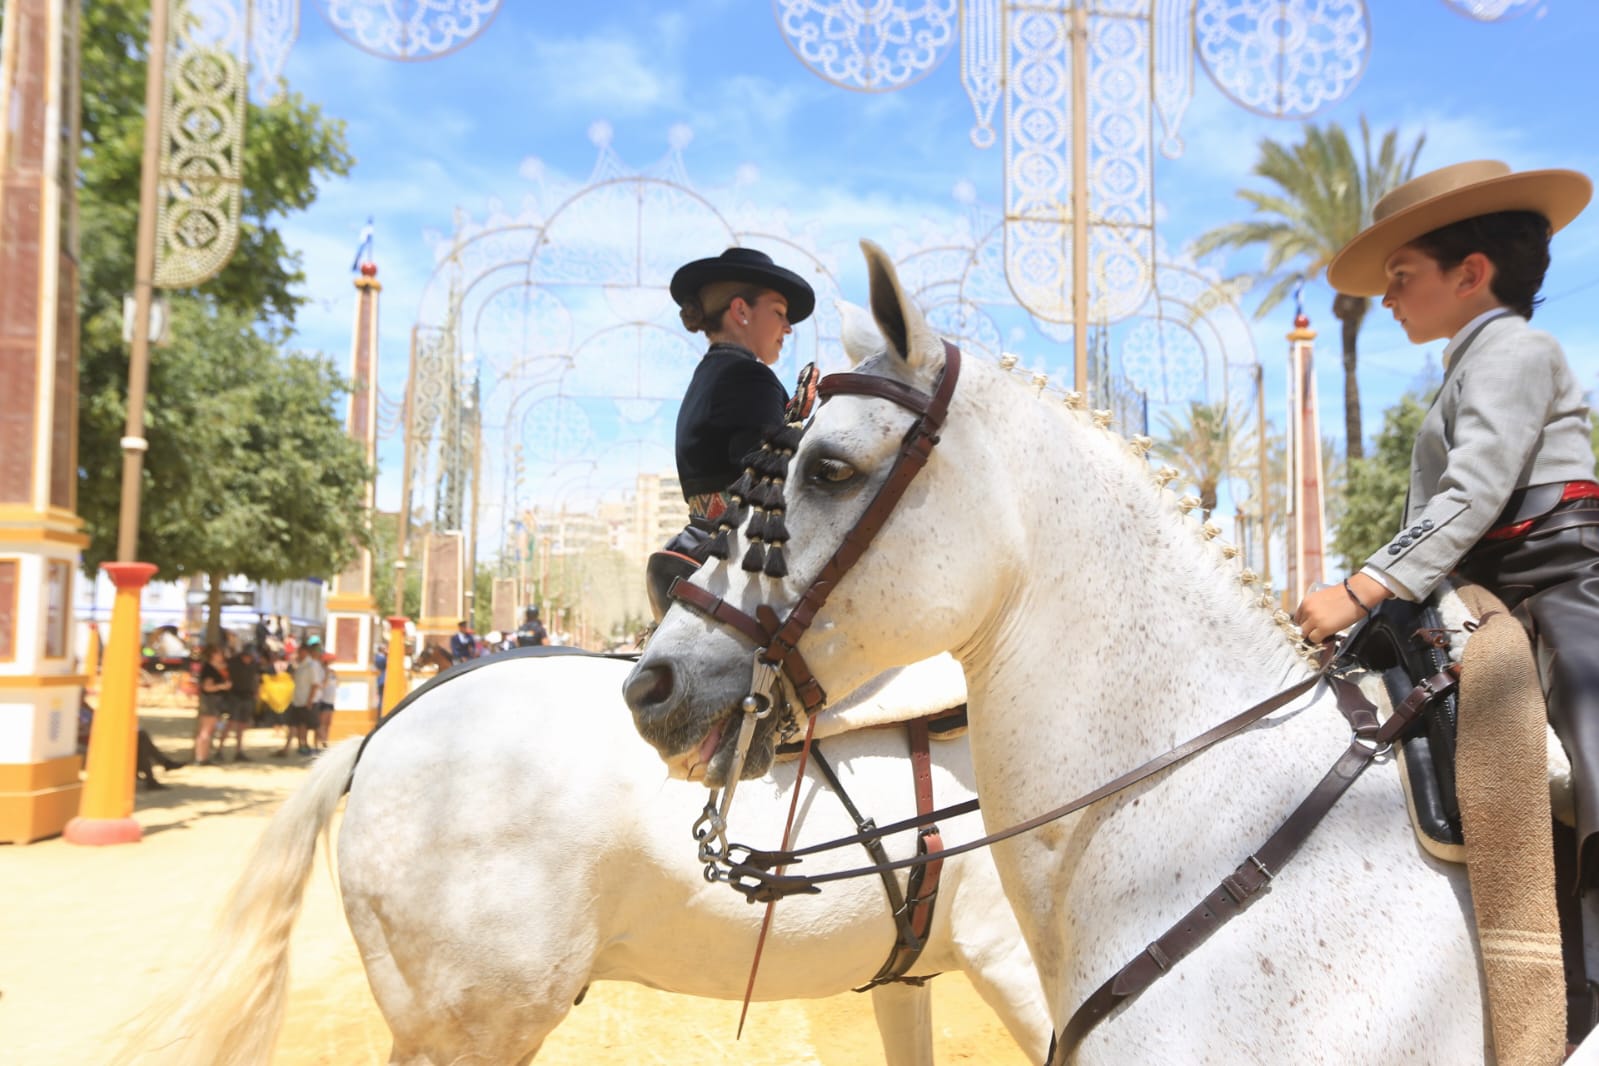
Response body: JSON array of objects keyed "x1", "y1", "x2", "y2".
[
  {"x1": 327, "y1": 251, "x2": 383, "y2": 739},
  {"x1": 1286, "y1": 305, "x2": 1326, "y2": 603}
]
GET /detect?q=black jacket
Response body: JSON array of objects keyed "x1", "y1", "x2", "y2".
[{"x1": 675, "y1": 344, "x2": 787, "y2": 498}]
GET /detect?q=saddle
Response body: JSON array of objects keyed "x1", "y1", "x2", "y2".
[
  {"x1": 1343, "y1": 596, "x2": 1466, "y2": 860},
  {"x1": 646, "y1": 521, "x2": 712, "y2": 623}
]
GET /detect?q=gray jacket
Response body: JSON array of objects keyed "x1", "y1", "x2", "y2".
[{"x1": 1368, "y1": 312, "x2": 1594, "y2": 599}]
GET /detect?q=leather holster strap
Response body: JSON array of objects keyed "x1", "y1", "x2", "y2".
[{"x1": 1387, "y1": 665, "x2": 1463, "y2": 737}]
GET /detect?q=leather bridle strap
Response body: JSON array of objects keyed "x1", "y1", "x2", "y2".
[
  {"x1": 668, "y1": 579, "x2": 829, "y2": 712},
  {"x1": 666, "y1": 340, "x2": 962, "y2": 716},
  {"x1": 721, "y1": 667, "x2": 1328, "y2": 902},
  {"x1": 760, "y1": 341, "x2": 963, "y2": 700},
  {"x1": 1045, "y1": 663, "x2": 1459, "y2": 1063}
]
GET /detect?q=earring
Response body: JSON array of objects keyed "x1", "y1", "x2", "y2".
[{"x1": 742, "y1": 317, "x2": 749, "y2": 325}]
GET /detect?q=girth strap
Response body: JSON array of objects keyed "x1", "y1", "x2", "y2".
[{"x1": 806, "y1": 718, "x2": 947, "y2": 992}]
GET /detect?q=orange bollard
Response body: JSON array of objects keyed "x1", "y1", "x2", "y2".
[
  {"x1": 381, "y1": 616, "x2": 410, "y2": 716},
  {"x1": 65, "y1": 562, "x2": 157, "y2": 845}
]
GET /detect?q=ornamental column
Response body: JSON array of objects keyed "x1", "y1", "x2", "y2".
[
  {"x1": 418, "y1": 530, "x2": 465, "y2": 658},
  {"x1": 326, "y1": 261, "x2": 382, "y2": 740},
  {"x1": 1285, "y1": 311, "x2": 1326, "y2": 602},
  {"x1": 0, "y1": 0, "x2": 87, "y2": 845}
]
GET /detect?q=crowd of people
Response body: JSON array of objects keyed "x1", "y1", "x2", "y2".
[{"x1": 190, "y1": 630, "x2": 340, "y2": 765}]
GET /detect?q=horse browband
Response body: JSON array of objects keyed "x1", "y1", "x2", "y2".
[{"x1": 670, "y1": 340, "x2": 962, "y2": 715}]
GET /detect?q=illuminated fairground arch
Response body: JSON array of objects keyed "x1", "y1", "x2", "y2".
[
  {"x1": 398, "y1": 131, "x2": 850, "y2": 587},
  {"x1": 893, "y1": 213, "x2": 1259, "y2": 410}
]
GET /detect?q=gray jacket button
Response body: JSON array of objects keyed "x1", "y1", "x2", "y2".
[{"x1": 1389, "y1": 543, "x2": 1403, "y2": 555}]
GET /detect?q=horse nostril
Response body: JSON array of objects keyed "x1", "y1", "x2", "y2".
[{"x1": 624, "y1": 662, "x2": 676, "y2": 716}]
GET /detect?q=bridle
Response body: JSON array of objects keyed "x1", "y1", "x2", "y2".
[
  {"x1": 669, "y1": 339, "x2": 962, "y2": 867},
  {"x1": 662, "y1": 337, "x2": 1466, "y2": 1059}
]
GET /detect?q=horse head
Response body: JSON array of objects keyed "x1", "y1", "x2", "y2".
[{"x1": 625, "y1": 241, "x2": 1011, "y2": 785}]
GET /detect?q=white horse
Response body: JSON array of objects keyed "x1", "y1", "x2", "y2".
[
  {"x1": 624, "y1": 241, "x2": 1505, "y2": 1063},
  {"x1": 120, "y1": 651, "x2": 1049, "y2": 1066}
]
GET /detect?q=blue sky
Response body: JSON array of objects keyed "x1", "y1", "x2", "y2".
[{"x1": 270, "y1": 1, "x2": 1599, "y2": 554}]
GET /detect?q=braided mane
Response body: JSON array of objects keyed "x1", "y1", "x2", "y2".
[{"x1": 986, "y1": 351, "x2": 1318, "y2": 667}]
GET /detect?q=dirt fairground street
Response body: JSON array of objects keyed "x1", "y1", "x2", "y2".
[{"x1": 1, "y1": 689, "x2": 1031, "y2": 1065}]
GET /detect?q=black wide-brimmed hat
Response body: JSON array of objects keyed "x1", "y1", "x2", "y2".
[{"x1": 669, "y1": 247, "x2": 815, "y2": 324}]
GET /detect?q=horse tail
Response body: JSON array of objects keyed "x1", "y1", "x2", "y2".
[{"x1": 114, "y1": 737, "x2": 364, "y2": 1066}]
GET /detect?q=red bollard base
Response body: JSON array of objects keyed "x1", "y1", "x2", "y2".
[{"x1": 62, "y1": 815, "x2": 143, "y2": 846}]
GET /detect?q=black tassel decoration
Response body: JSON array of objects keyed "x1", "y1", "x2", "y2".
[
  {"x1": 763, "y1": 543, "x2": 787, "y2": 578},
  {"x1": 742, "y1": 540, "x2": 767, "y2": 572},
  {"x1": 772, "y1": 425, "x2": 803, "y2": 451},
  {"x1": 708, "y1": 528, "x2": 730, "y2": 559},
  {"x1": 729, "y1": 470, "x2": 755, "y2": 501},
  {"x1": 744, "y1": 510, "x2": 768, "y2": 541},
  {"x1": 725, "y1": 502, "x2": 748, "y2": 528},
  {"x1": 762, "y1": 511, "x2": 788, "y2": 544}
]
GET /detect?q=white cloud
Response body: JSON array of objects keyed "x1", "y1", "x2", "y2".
[{"x1": 526, "y1": 31, "x2": 684, "y2": 114}]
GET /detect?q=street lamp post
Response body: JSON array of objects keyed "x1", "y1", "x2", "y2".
[{"x1": 67, "y1": 0, "x2": 171, "y2": 847}]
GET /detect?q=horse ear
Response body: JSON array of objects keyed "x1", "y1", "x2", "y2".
[
  {"x1": 837, "y1": 299, "x2": 883, "y2": 367},
  {"x1": 860, "y1": 239, "x2": 943, "y2": 378}
]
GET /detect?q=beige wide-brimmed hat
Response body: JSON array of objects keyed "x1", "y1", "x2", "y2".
[{"x1": 1326, "y1": 160, "x2": 1592, "y2": 296}]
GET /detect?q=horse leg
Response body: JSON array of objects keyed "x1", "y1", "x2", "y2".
[
  {"x1": 942, "y1": 865, "x2": 1054, "y2": 1064},
  {"x1": 869, "y1": 981, "x2": 934, "y2": 1066},
  {"x1": 349, "y1": 892, "x2": 590, "y2": 1065}
]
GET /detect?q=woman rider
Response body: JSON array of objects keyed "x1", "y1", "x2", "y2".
[{"x1": 646, "y1": 248, "x2": 816, "y2": 619}]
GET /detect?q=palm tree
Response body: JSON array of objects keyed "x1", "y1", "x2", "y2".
[
  {"x1": 1153, "y1": 400, "x2": 1257, "y2": 520},
  {"x1": 1192, "y1": 118, "x2": 1425, "y2": 460}
]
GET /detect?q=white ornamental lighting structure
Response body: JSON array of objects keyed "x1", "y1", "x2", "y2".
[{"x1": 772, "y1": 0, "x2": 1532, "y2": 393}]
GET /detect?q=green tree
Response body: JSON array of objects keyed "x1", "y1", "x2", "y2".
[
  {"x1": 1192, "y1": 118, "x2": 1425, "y2": 461},
  {"x1": 79, "y1": 303, "x2": 372, "y2": 641},
  {"x1": 73, "y1": 0, "x2": 361, "y2": 623},
  {"x1": 1332, "y1": 394, "x2": 1429, "y2": 570},
  {"x1": 77, "y1": 0, "x2": 355, "y2": 334},
  {"x1": 1153, "y1": 400, "x2": 1257, "y2": 520}
]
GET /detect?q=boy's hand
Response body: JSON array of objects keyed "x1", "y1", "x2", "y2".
[{"x1": 1293, "y1": 573, "x2": 1392, "y2": 644}]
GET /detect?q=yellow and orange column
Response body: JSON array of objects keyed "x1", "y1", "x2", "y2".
[
  {"x1": 381, "y1": 615, "x2": 409, "y2": 716},
  {"x1": 0, "y1": 0, "x2": 88, "y2": 845},
  {"x1": 1286, "y1": 311, "x2": 1326, "y2": 602},
  {"x1": 63, "y1": 563, "x2": 154, "y2": 846},
  {"x1": 326, "y1": 261, "x2": 383, "y2": 739}
]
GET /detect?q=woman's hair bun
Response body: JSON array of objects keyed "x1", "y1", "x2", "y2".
[{"x1": 679, "y1": 300, "x2": 707, "y2": 333}]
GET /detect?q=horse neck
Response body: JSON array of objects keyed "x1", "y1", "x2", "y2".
[{"x1": 954, "y1": 376, "x2": 1313, "y2": 784}]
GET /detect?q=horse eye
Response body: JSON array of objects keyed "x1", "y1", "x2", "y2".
[{"x1": 809, "y1": 457, "x2": 856, "y2": 485}]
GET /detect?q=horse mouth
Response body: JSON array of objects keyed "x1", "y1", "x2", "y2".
[{"x1": 675, "y1": 717, "x2": 729, "y2": 782}]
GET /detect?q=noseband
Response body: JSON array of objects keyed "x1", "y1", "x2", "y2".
[{"x1": 668, "y1": 341, "x2": 962, "y2": 863}]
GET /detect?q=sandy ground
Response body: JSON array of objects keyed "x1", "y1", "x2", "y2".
[{"x1": 1, "y1": 687, "x2": 1032, "y2": 1065}]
